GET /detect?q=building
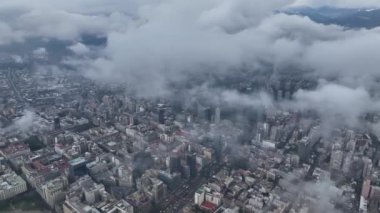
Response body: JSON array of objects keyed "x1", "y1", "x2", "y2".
[
  {"x1": 63, "y1": 175, "x2": 131, "y2": 213},
  {"x1": 68, "y1": 157, "x2": 87, "y2": 180},
  {"x1": 40, "y1": 175, "x2": 68, "y2": 208},
  {"x1": 195, "y1": 187, "x2": 205, "y2": 206},
  {"x1": 214, "y1": 107, "x2": 221, "y2": 123},
  {"x1": 158, "y1": 108, "x2": 165, "y2": 124},
  {"x1": 330, "y1": 145, "x2": 343, "y2": 171},
  {"x1": 126, "y1": 191, "x2": 151, "y2": 213},
  {"x1": 0, "y1": 143, "x2": 31, "y2": 160},
  {"x1": 195, "y1": 185, "x2": 222, "y2": 212},
  {"x1": 100, "y1": 199, "x2": 134, "y2": 213},
  {"x1": 166, "y1": 154, "x2": 181, "y2": 174},
  {"x1": 360, "y1": 179, "x2": 371, "y2": 213},
  {"x1": 362, "y1": 157, "x2": 373, "y2": 178},
  {"x1": 54, "y1": 117, "x2": 61, "y2": 130},
  {"x1": 0, "y1": 170, "x2": 27, "y2": 200},
  {"x1": 186, "y1": 153, "x2": 197, "y2": 178},
  {"x1": 118, "y1": 165, "x2": 134, "y2": 187},
  {"x1": 137, "y1": 173, "x2": 167, "y2": 203},
  {"x1": 21, "y1": 154, "x2": 68, "y2": 188},
  {"x1": 204, "y1": 107, "x2": 213, "y2": 122}
]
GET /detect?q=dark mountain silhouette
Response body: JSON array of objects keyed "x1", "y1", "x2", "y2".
[{"x1": 285, "y1": 6, "x2": 380, "y2": 29}]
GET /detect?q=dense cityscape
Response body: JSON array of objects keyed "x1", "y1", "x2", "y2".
[
  {"x1": 1, "y1": 1, "x2": 380, "y2": 213},
  {"x1": 0, "y1": 54, "x2": 379, "y2": 213}
]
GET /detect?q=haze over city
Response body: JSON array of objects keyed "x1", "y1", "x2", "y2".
[{"x1": 0, "y1": 0, "x2": 380, "y2": 213}]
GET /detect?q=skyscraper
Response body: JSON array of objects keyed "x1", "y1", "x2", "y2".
[
  {"x1": 214, "y1": 107, "x2": 221, "y2": 123},
  {"x1": 204, "y1": 107, "x2": 212, "y2": 122},
  {"x1": 158, "y1": 108, "x2": 165, "y2": 124},
  {"x1": 54, "y1": 117, "x2": 61, "y2": 130},
  {"x1": 166, "y1": 154, "x2": 181, "y2": 174},
  {"x1": 186, "y1": 153, "x2": 197, "y2": 178}
]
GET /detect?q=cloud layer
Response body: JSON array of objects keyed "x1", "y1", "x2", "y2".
[{"x1": 2, "y1": 0, "x2": 380, "y2": 132}]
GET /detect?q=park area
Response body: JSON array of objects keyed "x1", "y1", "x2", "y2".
[{"x1": 0, "y1": 190, "x2": 50, "y2": 212}]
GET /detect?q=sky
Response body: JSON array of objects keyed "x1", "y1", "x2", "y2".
[{"x1": 1, "y1": 0, "x2": 380, "y2": 131}]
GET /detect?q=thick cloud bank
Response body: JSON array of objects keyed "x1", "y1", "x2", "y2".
[{"x1": 2, "y1": 0, "x2": 380, "y2": 130}]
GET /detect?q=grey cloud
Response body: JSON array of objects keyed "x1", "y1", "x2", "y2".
[
  {"x1": 14, "y1": 110, "x2": 36, "y2": 132},
  {"x1": 80, "y1": 11, "x2": 362, "y2": 97},
  {"x1": 198, "y1": 0, "x2": 292, "y2": 33},
  {"x1": 301, "y1": 29, "x2": 380, "y2": 78},
  {"x1": 292, "y1": 0, "x2": 380, "y2": 8},
  {"x1": 220, "y1": 90, "x2": 274, "y2": 109},
  {"x1": 2, "y1": 0, "x2": 380, "y2": 132},
  {"x1": 0, "y1": 22, "x2": 24, "y2": 44},
  {"x1": 0, "y1": 0, "x2": 139, "y2": 45},
  {"x1": 284, "y1": 82, "x2": 380, "y2": 129},
  {"x1": 68, "y1": 2, "x2": 302, "y2": 96},
  {"x1": 280, "y1": 171, "x2": 343, "y2": 213}
]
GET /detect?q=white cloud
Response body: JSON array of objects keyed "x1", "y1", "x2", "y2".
[
  {"x1": 68, "y1": 42, "x2": 90, "y2": 55},
  {"x1": 286, "y1": 82, "x2": 380, "y2": 129}
]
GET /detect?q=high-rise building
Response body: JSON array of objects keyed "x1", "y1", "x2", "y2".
[
  {"x1": 186, "y1": 153, "x2": 197, "y2": 178},
  {"x1": 342, "y1": 153, "x2": 353, "y2": 174},
  {"x1": 54, "y1": 117, "x2": 61, "y2": 130},
  {"x1": 360, "y1": 179, "x2": 371, "y2": 213},
  {"x1": 158, "y1": 108, "x2": 165, "y2": 124},
  {"x1": 369, "y1": 186, "x2": 380, "y2": 212},
  {"x1": 166, "y1": 154, "x2": 181, "y2": 174},
  {"x1": 68, "y1": 157, "x2": 87, "y2": 181},
  {"x1": 182, "y1": 165, "x2": 191, "y2": 179},
  {"x1": 129, "y1": 116, "x2": 138, "y2": 126},
  {"x1": 194, "y1": 186, "x2": 205, "y2": 206},
  {"x1": 330, "y1": 149, "x2": 343, "y2": 171},
  {"x1": 362, "y1": 157, "x2": 373, "y2": 178},
  {"x1": 263, "y1": 123, "x2": 270, "y2": 139},
  {"x1": 214, "y1": 107, "x2": 221, "y2": 123},
  {"x1": 152, "y1": 179, "x2": 167, "y2": 203},
  {"x1": 204, "y1": 107, "x2": 213, "y2": 122}
]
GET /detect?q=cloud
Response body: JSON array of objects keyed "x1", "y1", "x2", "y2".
[
  {"x1": 0, "y1": 22, "x2": 24, "y2": 44},
  {"x1": 301, "y1": 29, "x2": 380, "y2": 78},
  {"x1": 1, "y1": 0, "x2": 380, "y2": 132},
  {"x1": 15, "y1": 10, "x2": 110, "y2": 40},
  {"x1": 285, "y1": 82, "x2": 380, "y2": 129},
  {"x1": 280, "y1": 171, "x2": 343, "y2": 213},
  {"x1": 14, "y1": 110, "x2": 36, "y2": 131},
  {"x1": 68, "y1": 42, "x2": 90, "y2": 55},
  {"x1": 198, "y1": 0, "x2": 292, "y2": 33},
  {"x1": 11, "y1": 55, "x2": 23, "y2": 63},
  {"x1": 52, "y1": 0, "x2": 380, "y2": 107},
  {"x1": 0, "y1": 0, "x2": 139, "y2": 45},
  {"x1": 292, "y1": 0, "x2": 380, "y2": 8},
  {"x1": 1, "y1": 110, "x2": 37, "y2": 135},
  {"x1": 2, "y1": 0, "x2": 380, "y2": 93},
  {"x1": 79, "y1": 11, "x2": 370, "y2": 97},
  {"x1": 71, "y1": 0, "x2": 293, "y2": 97},
  {"x1": 221, "y1": 90, "x2": 274, "y2": 109}
]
